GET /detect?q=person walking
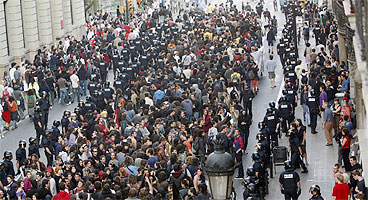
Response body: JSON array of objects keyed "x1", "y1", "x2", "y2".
[
  {"x1": 322, "y1": 102, "x2": 333, "y2": 146},
  {"x1": 266, "y1": 55, "x2": 277, "y2": 88},
  {"x1": 279, "y1": 161, "x2": 302, "y2": 200},
  {"x1": 70, "y1": 70, "x2": 80, "y2": 104}
]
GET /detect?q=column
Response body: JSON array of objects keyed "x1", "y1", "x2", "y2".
[
  {"x1": 338, "y1": 32, "x2": 347, "y2": 68},
  {"x1": 0, "y1": 2, "x2": 9, "y2": 71},
  {"x1": 62, "y1": 0, "x2": 72, "y2": 35},
  {"x1": 71, "y1": 0, "x2": 86, "y2": 40},
  {"x1": 37, "y1": 0, "x2": 53, "y2": 47},
  {"x1": 50, "y1": 0, "x2": 64, "y2": 40},
  {"x1": 6, "y1": 0, "x2": 25, "y2": 60},
  {"x1": 22, "y1": 0, "x2": 40, "y2": 61}
]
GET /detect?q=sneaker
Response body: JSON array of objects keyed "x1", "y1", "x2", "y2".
[
  {"x1": 1, "y1": 135, "x2": 4, "y2": 138},
  {"x1": 326, "y1": 143, "x2": 333, "y2": 146},
  {"x1": 301, "y1": 170, "x2": 308, "y2": 173},
  {"x1": 235, "y1": 176, "x2": 244, "y2": 179}
]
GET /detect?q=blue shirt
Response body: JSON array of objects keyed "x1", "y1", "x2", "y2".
[
  {"x1": 323, "y1": 107, "x2": 333, "y2": 122},
  {"x1": 147, "y1": 156, "x2": 158, "y2": 168},
  {"x1": 125, "y1": 166, "x2": 138, "y2": 176}
]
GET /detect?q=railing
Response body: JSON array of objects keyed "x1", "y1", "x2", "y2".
[
  {"x1": 354, "y1": 0, "x2": 367, "y2": 60},
  {"x1": 333, "y1": 0, "x2": 348, "y2": 35}
]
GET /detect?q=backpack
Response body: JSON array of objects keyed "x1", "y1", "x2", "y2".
[
  {"x1": 230, "y1": 88, "x2": 239, "y2": 100},
  {"x1": 301, "y1": 74, "x2": 308, "y2": 85},
  {"x1": 248, "y1": 69, "x2": 255, "y2": 80},
  {"x1": 193, "y1": 137, "x2": 200, "y2": 153},
  {"x1": 27, "y1": 95, "x2": 36, "y2": 108},
  {"x1": 2, "y1": 89, "x2": 9, "y2": 100},
  {"x1": 39, "y1": 162, "x2": 46, "y2": 171}
]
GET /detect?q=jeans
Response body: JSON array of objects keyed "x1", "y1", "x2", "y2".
[
  {"x1": 80, "y1": 80, "x2": 88, "y2": 96},
  {"x1": 60, "y1": 88, "x2": 69, "y2": 106},
  {"x1": 72, "y1": 87, "x2": 80, "y2": 103},
  {"x1": 302, "y1": 104, "x2": 310, "y2": 125},
  {"x1": 193, "y1": 112, "x2": 200, "y2": 121}
]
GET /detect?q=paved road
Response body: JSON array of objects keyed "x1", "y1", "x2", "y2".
[{"x1": 0, "y1": 0, "x2": 336, "y2": 199}]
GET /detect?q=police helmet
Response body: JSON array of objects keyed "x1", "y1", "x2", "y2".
[
  {"x1": 284, "y1": 160, "x2": 293, "y2": 170},
  {"x1": 246, "y1": 167, "x2": 256, "y2": 176},
  {"x1": 0, "y1": 161, "x2": 4, "y2": 166},
  {"x1": 242, "y1": 177, "x2": 253, "y2": 186},
  {"x1": 78, "y1": 100, "x2": 85, "y2": 107},
  {"x1": 74, "y1": 107, "x2": 81, "y2": 113},
  {"x1": 281, "y1": 96, "x2": 288, "y2": 102},
  {"x1": 251, "y1": 152, "x2": 261, "y2": 161},
  {"x1": 96, "y1": 84, "x2": 102, "y2": 90},
  {"x1": 286, "y1": 82, "x2": 293, "y2": 89},
  {"x1": 19, "y1": 140, "x2": 26, "y2": 147},
  {"x1": 309, "y1": 184, "x2": 321, "y2": 195},
  {"x1": 311, "y1": 89, "x2": 316, "y2": 96},
  {"x1": 93, "y1": 90, "x2": 99, "y2": 96},
  {"x1": 13, "y1": 85, "x2": 20, "y2": 90},
  {"x1": 269, "y1": 101, "x2": 276, "y2": 108},
  {"x1": 64, "y1": 110, "x2": 71, "y2": 117},
  {"x1": 258, "y1": 121, "x2": 265, "y2": 129},
  {"x1": 86, "y1": 95, "x2": 92, "y2": 101},
  {"x1": 266, "y1": 107, "x2": 273, "y2": 114},
  {"x1": 29, "y1": 137, "x2": 37, "y2": 144},
  {"x1": 53, "y1": 120, "x2": 61, "y2": 127},
  {"x1": 256, "y1": 133, "x2": 265, "y2": 141},
  {"x1": 282, "y1": 90, "x2": 288, "y2": 95},
  {"x1": 34, "y1": 106, "x2": 41, "y2": 113},
  {"x1": 46, "y1": 129, "x2": 53, "y2": 135},
  {"x1": 4, "y1": 151, "x2": 12, "y2": 159},
  {"x1": 255, "y1": 143, "x2": 264, "y2": 151},
  {"x1": 247, "y1": 183, "x2": 257, "y2": 194},
  {"x1": 41, "y1": 91, "x2": 47, "y2": 96}
]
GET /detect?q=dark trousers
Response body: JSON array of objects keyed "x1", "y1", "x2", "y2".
[
  {"x1": 240, "y1": 128, "x2": 250, "y2": 149},
  {"x1": 243, "y1": 101, "x2": 253, "y2": 116},
  {"x1": 235, "y1": 152, "x2": 244, "y2": 177},
  {"x1": 281, "y1": 116, "x2": 291, "y2": 132},
  {"x1": 310, "y1": 112, "x2": 318, "y2": 133},
  {"x1": 291, "y1": 151, "x2": 307, "y2": 171},
  {"x1": 341, "y1": 148, "x2": 351, "y2": 171},
  {"x1": 42, "y1": 111, "x2": 49, "y2": 130},
  {"x1": 284, "y1": 190, "x2": 298, "y2": 200},
  {"x1": 45, "y1": 153, "x2": 53, "y2": 167},
  {"x1": 35, "y1": 127, "x2": 44, "y2": 145}
]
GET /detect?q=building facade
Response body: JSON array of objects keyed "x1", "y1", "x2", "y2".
[
  {"x1": 331, "y1": 0, "x2": 368, "y2": 180},
  {"x1": 0, "y1": 0, "x2": 86, "y2": 72}
]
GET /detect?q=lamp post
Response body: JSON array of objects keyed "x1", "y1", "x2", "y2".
[{"x1": 204, "y1": 140, "x2": 235, "y2": 200}]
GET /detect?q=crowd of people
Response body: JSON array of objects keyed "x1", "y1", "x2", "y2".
[{"x1": 0, "y1": 0, "x2": 363, "y2": 200}]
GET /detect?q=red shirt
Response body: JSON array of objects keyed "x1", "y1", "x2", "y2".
[
  {"x1": 332, "y1": 183, "x2": 350, "y2": 200},
  {"x1": 341, "y1": 136, "x2": 350, "y2": 149}
]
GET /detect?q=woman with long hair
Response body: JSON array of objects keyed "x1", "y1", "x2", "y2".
[
  {"x1": 295, "y1": 119, "x2": 308, "y2": 166},
  {"x1": 340, "y1": 128, "x2": 351, "y2": 172}
]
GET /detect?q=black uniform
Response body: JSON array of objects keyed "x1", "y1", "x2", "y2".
[
  {"x1": 28, "y1": 144, "x2": 40, "y2": 158},
  {"x1": 306, "y1": 95, "x2": 318, "y2": 134},
  {"x1": 289, "y1": 134, "x2": 307, "y2": 172},
  {"x1": 33, "y1": 113, "x2": 44, "y2": 143},
  {"x1": 15, "y1": 148, "x2": 26, "y2": 168},
  {"x1": 3, "y1": 159, "x2": 15, "y2": 176},
  {"x1": 279, "y1": 169, "x2": 300, "y2": 200},
  {"x1": 38, "y1": 97, "x2": 50, "y2": 130},
  {"x1": 42, "y1": 136, "x2": 54, "y2": 167},
  {"x1": 278, "y1": 101, "x2": 293, "y2": 133}
]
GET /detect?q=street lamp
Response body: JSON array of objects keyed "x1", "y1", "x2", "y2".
[{"x1": 204, "y1": 140, "x2": 235, "y2": 200}]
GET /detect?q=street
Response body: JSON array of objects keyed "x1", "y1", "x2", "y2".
[{"x1": 0, "y1": 0, "x2": 337, "y2": 199}]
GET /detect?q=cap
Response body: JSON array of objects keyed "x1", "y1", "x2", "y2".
[{"x1": 46, "y1": 168, "x2": 53, "y2": 172}]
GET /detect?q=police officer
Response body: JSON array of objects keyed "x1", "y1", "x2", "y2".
[
  {"x1": 51, "y1": 120, "x2": 61, "y2": 144},
  {"x1": 306, "y1": 90, "x2": 319, "y2": 134},
  {"x1": 15, "y1": 140, "x2": 26, "y2": 171},
  {"x1": 252, "y1": 152, "x2": 267, "y2": 197},
  {"x1": 103, "y1": 82, "x2": 114, "y2": 100},
  {"x1": 112, "y1": 48, "x2": 120, "y2": 78},
  {"x1": 289, "y1": 129, "x2": 308, "y2": 173},
  {"x1": 42, "y1": 129, "x2": 54, "y2": 167},
  {"x1": 244, "y1": 183, "x2": 259, "y2": 199},
  {"x1": 0, "y1": 161, "x2": 6, "y2": 189},
  {"x1": 61, "y1": 110, "x2": 71, "y2": 135},
  {"x1": 33, "y1": 106, "x2": 44, "y2": 144},
  {"x1": 278, "y1": 96, "x2": 293, "y2": 133},
  {"x1": 84, "y1": 96, "x2": 96, "y2": 113},
  {"x1": 309, "y1": 185, "x2": 324, "y2": 200},
  {"x1": 279, "y1": 161, "x2": 302, "y2": 200},
  {"x1": 263, "y1": 107, "x2": 280, "y2": 146},
  {"x1": 3, "y1": 151, "x2": 15, "y2": 176},
  {"x1": 243, "y1": 168, "x2": 261, "y2": 199},
  {"x1": 28, "y1": 136, "x2": 40, "y2": 158},
  {"x1": 38, "y1": 91, "x2": 50, "y2": 130},
  {"x1": 74, "y1": 107, "x2": 84, "y2": 122},
  {"x1": 98, "y1": 59, "x2": 107, "y2": 85}
]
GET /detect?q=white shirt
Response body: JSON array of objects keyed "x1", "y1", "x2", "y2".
[
  {"x1": 9, "y1": 68, "x2": 16, "y2": 81},
  {"x1": 70, "y1": 74, "x2": 80, "y2": 88}
]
